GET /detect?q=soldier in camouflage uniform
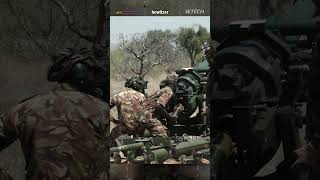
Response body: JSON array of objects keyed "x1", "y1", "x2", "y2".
[
  {"x1": 153, "y1": 73, "x2": 179, "y2": 125},
  {"x1": 110, "y1": 77, "x2": 169, "y2": 139},
  {"x1": 0, "y1": 48, "x2": 109, "y2": 180},
  {"x1": 110, "y1": 77, "x2": 148, "y2": 138}
]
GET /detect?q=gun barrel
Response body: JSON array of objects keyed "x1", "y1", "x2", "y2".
[
  {"x1": 173, "y1": 137, "x2": 210, "y2": 157},
  {"x1": 267, "y1": 17, "x2": 320, "y2": 35},
  {"x1": 110, "y1": 142, "x2": 144, "y2": 153},
  {"x1": 195, "y1": 148, "x2": 210, "y2": 155}
]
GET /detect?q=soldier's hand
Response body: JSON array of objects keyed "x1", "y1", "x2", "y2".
[
  {"x1": 168, "y1": 112, "x2": 178, "y2": 124},
  {"x1": 163, "y1": 158, "x2": 181, "y2": 164},
  {"x1": 200, "y1": 106, "x2": 209, "y2": 117},
  {"x1": 156, "y1": 104, "x2": 177, "y2": 124},
  {"x1": 214, "y1": 133, "x2": 236, "y2": 158}
]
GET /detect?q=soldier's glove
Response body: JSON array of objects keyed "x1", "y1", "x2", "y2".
[
  {"x1": 163, "y1": 158, "x2": 181, "y2": 164},
  {"x1": 199, "y1": 106, "x2": 209, "y2": 119},
  {"x1": 167, "y1": 112, "x2": 178, "y2": 125},
  {"x1": 170, "y1": 104, "x2": 184, "y2": 122},
  {"x1": 155, "y1": 104, "x2": 177, "y2": 124}
]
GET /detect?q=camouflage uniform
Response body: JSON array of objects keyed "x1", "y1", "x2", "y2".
[
  {"x1": 110, "y1": 88, "x2": 147, "y2": 138},
  {"x1": 110, "y1": 87, "x2": 172, "y2": 138},
  {"x1": 0, "y1": 83, "x2": 109, "y2": 180},
  {"x1": 145, "y1": 86, "x2": 174, "y2": 108},
  {"x1": 143, "y1": 86, "x2": 174, "y2": 133}
]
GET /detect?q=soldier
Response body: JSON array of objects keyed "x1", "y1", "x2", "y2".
[
  {"x1": 0, "y1": 48, "x2": 109, "y2": 180},
  {"x1": 110, "y1": 77, "x2": 168, "y2": 139},
  {"x1": 153, "y1": 73, "x2": 179, "y2": 125},
  {"x1": 137, "y1": 76, "x2": 148, "y2": 95}
]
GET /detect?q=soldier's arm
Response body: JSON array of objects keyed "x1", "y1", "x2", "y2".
[
  {"x1": 155, "y1": 87, "x2": 177, "y2": 123},
  {"x1": 155, "y1": 104, "x2": 177, "y2": 124},
  {"x1": 156, "y1": 87, "x2": 173, "y2": 107},
  {"x1": 110, "y1": 94, "x2": 118, "y2": 109}
]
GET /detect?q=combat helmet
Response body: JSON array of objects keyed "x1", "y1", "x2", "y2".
[
  {"x1": 125, "y1": 76, "x2": 148, "y2": 94},
  {"x1": 47, "y1": 47, "x2": 107, "y2": 100},
  {"x1": 160, "y1": 73, "x2": 178, "y2": 90}
]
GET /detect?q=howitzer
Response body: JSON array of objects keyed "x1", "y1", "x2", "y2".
[
  {"x1": 110, "y1": 142, "x2": 144, "y2": 153},
  {"x1": 111, "y1": 135, "x2": 210, "y2": 164},
  {"x1": 175, "y1": 61, "x2": 209, "y2": 117},
  {"x1": 166, "y1": 61, "x2": 210, "y2": 136},
  {"x1": 209, "y1": 0, "x2": 319, "y2": 179}
]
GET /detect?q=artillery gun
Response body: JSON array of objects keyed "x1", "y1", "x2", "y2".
[
  {"x1": 111, "y1": 134, "x2": 210, "y2": 164},
  {"x1": 210, "y1": 0, "x2": 319, "y2": 179},
  {"x1": 162, "y1": 60, "x2": 210, "y2": 136}
]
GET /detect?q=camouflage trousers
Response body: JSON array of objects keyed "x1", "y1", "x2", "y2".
[
  {"x1": 0, "y1": 169, "x2": 12, "y2": 180},
  {"x1": 111, "y1": 118, "x2": 168, "y2": 139}
]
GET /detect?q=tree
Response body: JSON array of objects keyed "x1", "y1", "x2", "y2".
[
  {"x1": 3, "y1": 0, "x2": 108, "y2": 60},
  {"x1": 176, "y1": 25, "x2": 209, "y2": 67},
  {"x1": 119, "y1": 30, "x2": 175, "y2": 78}
]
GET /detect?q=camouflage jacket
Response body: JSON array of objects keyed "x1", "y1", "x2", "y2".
[
  {"x1": 0, "y1": 83, "x2": 109, "y2": 180},
  {"x1": 110, "y1": 87, "x2": 173, "y2": 126},
  {"x1": 143, "y1": 86, "x2": 173, "y2": 111},
  {"x1": 110, "y1": 88, "x2": 146, "y2": 129}
]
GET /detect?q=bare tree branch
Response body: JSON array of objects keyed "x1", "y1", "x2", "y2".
[
  {"x1": 7, "y1": 0, "x2": 52, "y2": 56},
  {"x1": 119, "y1": 31, "x2": 174, "y2": 77},
  {"x1": 48, "y1": 0, "x2": 95, "y2": 42},
  {"x1": 128, "y1": 62, "x2": 140, "y2": 75},
  {"x1": 142, "y1": 62, "x2": 163, "y2": 77}
]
